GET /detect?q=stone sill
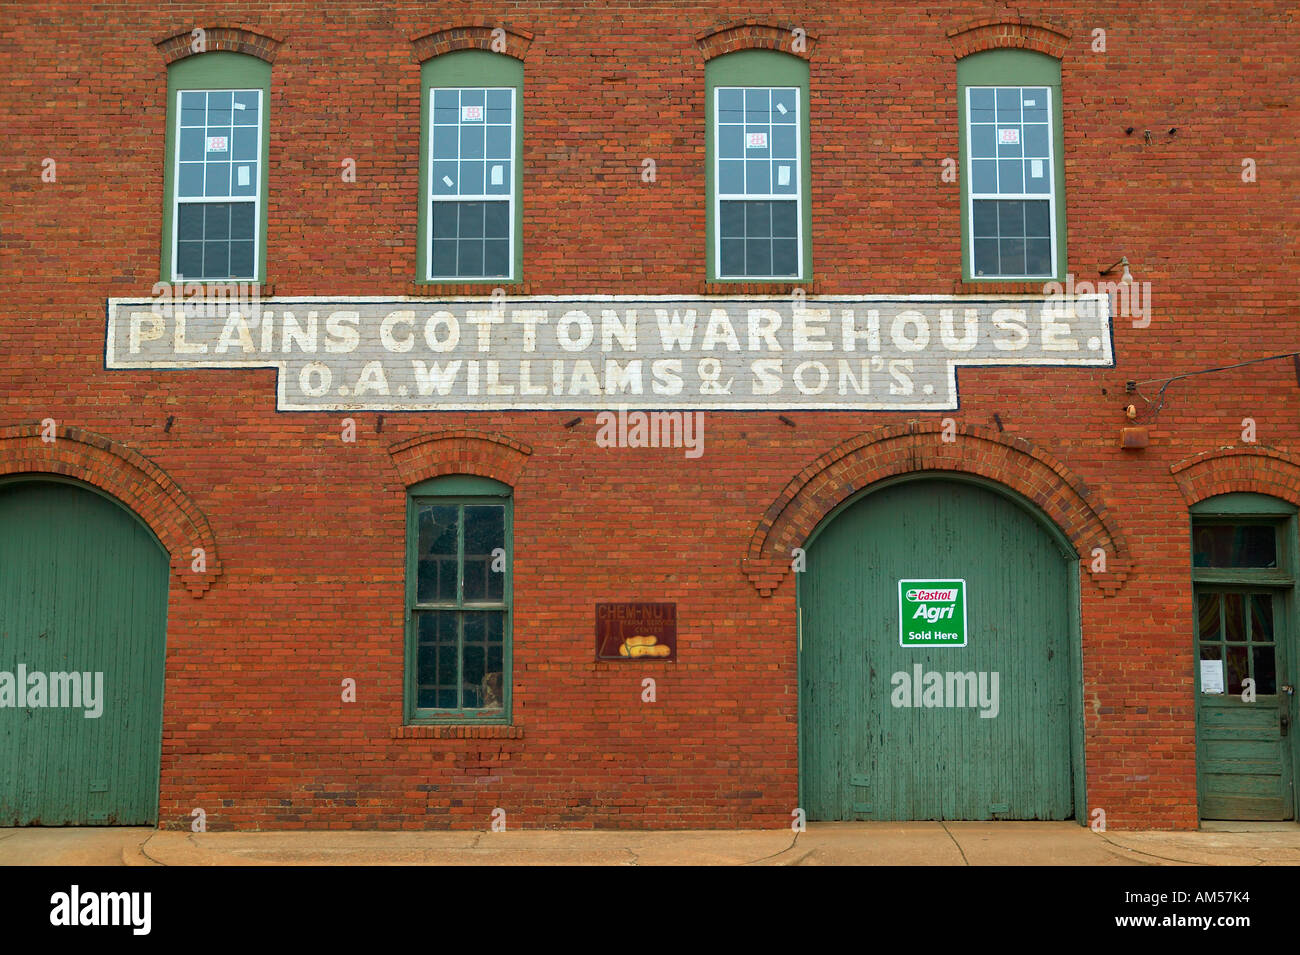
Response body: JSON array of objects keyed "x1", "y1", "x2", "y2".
[{"x1": 392, "y1": 724, "x2": 523, "y2": 739}]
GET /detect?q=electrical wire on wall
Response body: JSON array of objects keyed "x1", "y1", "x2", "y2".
[{"x1": 1125, "y1": 351, "x2": 1300, "y2": 422}]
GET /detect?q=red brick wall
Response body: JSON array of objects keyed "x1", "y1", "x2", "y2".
[{"x1": 2, "y1": 1, "x2": 1297, "y2": 830}]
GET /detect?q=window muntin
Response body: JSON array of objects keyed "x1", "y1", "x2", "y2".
[
  {"x1": 409, "y1": 497, "x2": 509, "y2": 717},
  {"x1": 172, "y1": 88, "x2": 262, "y2": 280},
  {"x1": 427, "y1": 87, "x2": 516, "y2": 281},
  {"x1": 714, "y1": 86, "x2": 801, "y2": 279},
  {"x1": 965, "y1": 85, "x2": 1055, "y2": 279}
]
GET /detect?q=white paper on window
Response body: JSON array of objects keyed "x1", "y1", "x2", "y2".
[
  {"x1": 490, "y1": 165, "x2": 503, "y2": 186},
  {"x1": 237, "y1": 165, "x2": 250, "y2": 186}
]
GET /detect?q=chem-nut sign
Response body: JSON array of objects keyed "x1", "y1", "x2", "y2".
[
  {"x1": 595, "y1": 603, "x2": 676, "y2": 661},
  {"x1": 104, "y1": 292, "x2": 1113, "y2": 411},
  {"x1": 899, "y1": 580, "x2": 967, "y2": 647}
]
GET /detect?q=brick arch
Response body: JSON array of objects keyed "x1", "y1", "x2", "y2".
[
  {"x1": 742, "y1": 421, "x2": 1130, "y2": 596},
  {"x1": 696, "y1": 21, "x2": 816, "y2": 61},
  {"x1": 154, "y1": 26, "x2": 284, "y2": 65},
  {"x1": 0, "y1": 423, "x2": 221, "y2": 596},
  {"x1": 946, "y1": 17, "x2": 1070, "y2": 60},
  {"x1": 1171, "y1": 446, "x2": 1300, "y2": 507},
  {"x1": 388, "y1": 430, "x2": 532, "y2": 487},
  {"x1": 410, "y1": 25, "x2": 535, "y2": 62}
]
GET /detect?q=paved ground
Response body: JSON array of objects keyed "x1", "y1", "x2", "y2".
[{"x1": 3, "y1": 821, "x2": 1299, "y2": 865}]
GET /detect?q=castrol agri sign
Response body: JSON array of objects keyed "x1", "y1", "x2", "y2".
[
  {"x1": 899, "y1": 580, "x2": 967, "y2": 647},
  {"x1": 105, "y1": 293, "x2": 1112, "y2": 412}
]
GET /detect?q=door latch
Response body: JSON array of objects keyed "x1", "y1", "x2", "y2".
[{"x1": 1282, "y1": 684, "x2": 1296, "y2": 697}]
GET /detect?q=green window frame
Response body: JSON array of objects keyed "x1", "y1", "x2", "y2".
[
  {"x1": 162, "y1": 52, "x2": 271, "y2": 283},
  {"x1": 405, "y1": 474, "x2": 513, "y2": 724},
  {"x1": 957, "y1": 49, "x2": 1065, "y2": 282},
  {"x1": 417, "y1": 50, "x2": 524, "y2": 284},
  {"x1": 705, "y1": 49, "x2": 812, "y2": 282}
]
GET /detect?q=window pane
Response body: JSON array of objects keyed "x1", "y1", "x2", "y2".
[
  {"x1": 995, "y1": 87, "x2": 1020, "y2": 123},
  {"x1": 1253, "y1": 646, "x2": 1277, "y2": 694},
  {"x1": 1192, "y1": 523, "x2": 1277, "y2": 568},
  {"x1": 230, "y1": 203, "x2": 255, "y2": 239},
  {"x1": 771, "y1": 201, "x2": 797, "y2": 238},
  {"x1": 483, "y1": 240, "x2": 509, "y2": 277},
  {"x1": 416, "y1": 610, "x2": 459, "y2": 709},
  {"x1": 1225, "y1": 645, "x2": 1248, "y2": 695},
  {"x1": 971, "y1": 124, "x2": 995, "y2": 158},
  {"x1": 1022, "y1": 88, "x2": 1048, "y2": 122},
  {"x1": 969, "y1": 87, "x2": 995, "y2": 123},
  {"x1": 997, "y1": 159, "x2": 1023, "y2": 192},
  {"x1": 1250, "y1": 594, "x2": 1274, "y2": 642},
  {"x1": 973, "y1": 238, "x2": 998, "y2": 276},
  {"x1": 229, "y1": 241, "x2": 254, "y2": 277},
  {"x1": 720, "y1": 238, "x2": 744, "y2": 275},
  {"x1": 463, "y1": 505, "x2": 505, "y2": 601},
  {"x1": 417, "y1": 504, "x2": 459, "y2": 603},
  {"x1": 719, "y1": 201, "x2": 744, "y2": 238},
  {"x1": 1198, "y1": 593, "x2": 1221, "y2": 641},
  {"x1": 971, "y1": 160, "x2": 997, "y2": 194},
  {"x1": 1025, "y1": 239, "x2": 1051, "y2": 276},
  {"x1": 485, "y1": 125, "x2": 510, "y2": 159},
  {"x1": 772, "y1": 239, "x2": 798, "y2": 276},
  {"x1": 232, "y1": 90, "x2": 259, "y2": 124},
  {"x1": 203, "y1": 241, "x2": 229, "y2": 278},
  {"x1": 177, "y1": 204, "x2": 204, "y2": 241},
  {"x1": 718, "y1": 160, "x2": 744, "y2": 195},
  {"x1": 1224, "y1": 593, "x2": 1245, "y2": 642},
  {"x1": 745, "y1": 239, "x2": 772, "y2": 276},
  {"x1": 176, "y1": 240, "x2": 203, "y2": 278},
  {"x1": 483, "y1": 202, "x2": 509, "y2": 239},
  {"x1": 458, "y1": 239, "x2": 485, "y2": 276}
]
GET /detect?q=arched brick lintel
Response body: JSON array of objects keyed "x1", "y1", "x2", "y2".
[
  {"x1": 696, "y1": 21, "x2": 816, "y2": 61},
  {"x1": 410, "y1": 25, "x2": 535, "y2": 63},
  {"x1": 947, "y1": 18, "x2": 1071, "y2": 60},
  {"x1": 1171, "y1": 446, "x2": 1300, "y2": 507},
  {"x1": 0, "y1": 424, "x2": 222, "y2": 596},
  {"x1": 388, "y1": 430, "x2": 533, "y2": 487},
  {"x1": 154, "y1": 26, "x2": 284, "y2": 65},
  {"x1": 742, "y1": 421, "x2": 1130, "y2": 596}
]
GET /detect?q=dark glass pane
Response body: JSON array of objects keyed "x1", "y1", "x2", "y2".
[
  {"x1": 432, "y1": 203, "x2": 458, "y2": 238},
  {"x1": 417, "y1": 504, "x2": 459, "y2": 603},
  {"x1": 973, "y1": 238, "x2": 999, "y2": 276},
  {"x1": 178, "y1": 163, "x2": 204, "y2": 197},
  {"x1": 719, "y1": 201, "x2": 744, "y2": 238},
  {"x1": 180, "y1": 127, "x2": 204, "y2": 162},
  {"x1": 1225, "y1": 645, "x2": 1248, "y2": 695},
  {"x1": 459, "y1": 202, "x2": 485, "y2": 238},
  {"x1": 720, "y1": 239, "x2": 744, "y2": 275},
  {"x1": 483, "y1": 201, "x2": 510, "y2": 239},
  {"x1": 202, "y1": 241, "x2": 229, "y2": 278},
  {"x1": 998, "y1": 238, "x2": 1025, "y2": 275},
  {"x1": 229, "y1": 241, "x2": 254, "y2": 278},
  {"x1": 463, "y1": 505, "x2": 505, "y2": 602},
  {"x1": 1252, "y1": 646, "x2": 1277, "y2": 694},
  {"x1": 177, "y1": 204, "x2": 204, "y2": 241},
  {"x1": 204, "y1": 203, "x2": 230, "y2": 239},
  {"x1": 458, "y1": 239, "x2": 485, "y2": 276},
  {"x1": 1224, "y1": 593, "x2": 1245, "y2": 642},
  {"x1": 772, "y1": 239, "x2": 798, "y2": 276},
  {"x1": 1199, "y1": 643, "x2": 1222, "y2": 660},
  {"x1": 1197, "y1": 592, "x2": 1221, "y2": 642},
  {"x1": 771, "y1": 201, "x2": 797, "y2": 238},
  {"x1": 1024, "y1": 201, "x2": 1051, "y2": 236},
  {"x1": 483, "y1": 240, "x2": 509, "y2": 277},
  {"x1": 746, "y1": 201, "x2": 771, "y2": 238},
  {"x1": 972, "y1": 201, "x2": 998, "y2": 237},
  {"x1": 416, "y1": 610, "x2": 459, "y2": 709},
  {"x1": 745, "y1": 239, "x2": 772, "y2": 276},
  {"x1": 431, "y1": 239, "x2": 457, "y2": 277},
  {"x1": 230, "y1": 203, "x2": 255, "y2": 239},
  {"x1": 969, "y1": 87, "x2": 995, "y2": 123},
  {"x1": 176, "y1": 241, "x2": 203, "y2": 278},
  {"x1": 997, "y1": 200, "x2": 1024, "y2": 236},
  {"x1": 1192, "y1": 523, "x2": 1277, "y2": 568},
  {"x1": 1250, "y1": 594, "x2": 1274, "y2": 642},
  {"x1": 1025, "y1": 239, "x2": 1051, "y2": 276},
  {"x1": 971, "y1": 159, "x2": 997, "y2": 193}
]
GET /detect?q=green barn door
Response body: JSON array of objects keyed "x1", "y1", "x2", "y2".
[
  {"x1": 800, "y1": 477, "x2": 1076, "y2": 821},
  {"x1": 1192, "y1": 498, "x2": 1297, "y2": 821},
  {"x1": 0, "y1": 479, "x2": 169, "y2": 825}
]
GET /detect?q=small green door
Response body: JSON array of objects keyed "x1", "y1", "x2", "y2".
[
  {"x1": 799, "y1": 476, "x2": 1076, "y2": 821},
  {"x1": 0, "y1": 478, "x2": 170, "y2": 825},
  {"x1": 1192, "y1": 500, "x2": 1297, "y2": 821}
]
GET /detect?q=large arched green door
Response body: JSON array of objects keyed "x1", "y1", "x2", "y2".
[
  {"x1": 799, "y1": 476, "x2": 1077, "y2": 820},
  {"x1": 0, "y1": 478, "x2": 169, "y2": 825}
]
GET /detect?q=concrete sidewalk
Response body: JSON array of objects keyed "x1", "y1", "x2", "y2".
[{"x1": 3, "y1": 821, "x2": 1299, "y2": 865}]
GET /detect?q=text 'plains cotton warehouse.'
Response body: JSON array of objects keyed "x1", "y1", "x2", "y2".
[{"x1": 1, "y1": 2, "x2": 1297, "y2": 831}]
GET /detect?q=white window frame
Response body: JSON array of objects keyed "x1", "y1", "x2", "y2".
[
  {"x1": 426, "y1": 86, "x2": 517, "y2": 283},
  {"x1": 713, "y1": 85, "x2": 803, "y2": 282},
  {"x1": 964, "y1": 84, "x2": 1057, "y2": 281},
  {"x1": 170, "y1": 87, "x2": 263, "y2": 282}
]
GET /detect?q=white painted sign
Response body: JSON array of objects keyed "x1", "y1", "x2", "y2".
[{"x1": 106, "y1": 293, "x2": 1113, "y2": 412}]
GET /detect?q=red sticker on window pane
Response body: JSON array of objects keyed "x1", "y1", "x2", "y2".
[
  {"x1": 998, "y1": 128, "x2": 1020, "y2": 145},
  {"x1": 746, "y1": 132, "x2": 768, "y2": 148},
  {"x1": 461, "y1": 105, "x2": 484, "y2": 121},
  {"x1": 206, "y1": 136, "x2": 228, "y2": 152}
]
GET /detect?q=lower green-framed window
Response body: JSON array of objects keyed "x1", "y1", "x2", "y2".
[{"x1": 405, "y1": 475, "x2": 512, "y2": 722}]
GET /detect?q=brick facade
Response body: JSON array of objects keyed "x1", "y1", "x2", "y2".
[{"x1": 2, "y1": 2, "x2": 1297, "y2": 830}]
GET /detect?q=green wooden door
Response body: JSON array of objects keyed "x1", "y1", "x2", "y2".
[
  {"x1": 0, "y1": 479, "x2": 169, "y2": 825},
  {"x1": 1192, "y1": 502, "x2": 1298, "y2": 821},
  {"x1": 800, "y1": 477, "x2": 1075, "y2": 821}
]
